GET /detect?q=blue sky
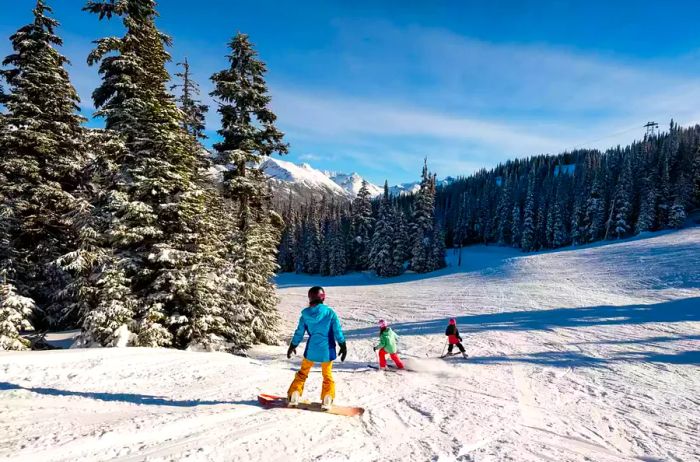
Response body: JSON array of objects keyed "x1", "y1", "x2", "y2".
[{"x1": 3, "y1": 1, "x2": 700, "y2": 185}]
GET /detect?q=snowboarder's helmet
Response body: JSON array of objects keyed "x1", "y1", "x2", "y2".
[
  {"x1": 449, "y1": 318, "x2": 456, "y2": 325},
  {"x1": 378, "y1": 320, "x2": 387, "y2": 329},
  {"x1": 308, "y1": 286, "x2": 325, "y2": 305}
]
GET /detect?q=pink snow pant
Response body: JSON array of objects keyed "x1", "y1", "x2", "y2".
[{"x1": 378, "y1": 348, "x2": 404, "y2": 369}]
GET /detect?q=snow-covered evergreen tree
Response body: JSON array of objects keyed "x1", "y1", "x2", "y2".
[
  {"x1": 319, "y1": 218, "x2": 332, "y2": 276},
  {"x1": 551, "y1": 203, "x2": 569, "y2": 248},
  {"x1": 172, "y1": 58, "x2": 208, "y2": 141},
  {"x1": 668, "y1": 200, "x2": 686, "y2": 228},
  {"x1": 328, "y1": 221, "x2": 348, "y2": 276},
  {"x1": 370, "y1": 182, "x2": 401, "y2": 277},
  {"x1": 570, "y1": 205, "x2": 583, "y2": 246},
  {"x1": 393, "y1": 207, "x2": 409, "y2": 271},
  {"x1": 278, "y1": 214, "x2": 297, "y2": 273},
  {"x1": 0, "y1": 279, "x2": 35, "y2": 350},
  {"x1": 80, "y1": 0, "x2": 239, "y2": 349},
  {"x1": 511, "y1": 204, "x2": 522, "y2": 248},
  {"x1": 611, "y1": 158, "x2": 633, "y2": 238},
  {"x1": 411, "y1": 160, "x2": 444, "y2": 272},
  {"x1": 496, "y1": 174, "x2": 514, "y2": 245},
  {"x1": 0, "y1": 0, "x2": 87, "y2": 326},
  {"x1": 656, "y1": 152, "x2": 672, "y2": 228},
  {"x1": 636, "y1": 179, "x2": 657, "y2": 234},
  {"x1": 431, "y1": 224, "x2": 447, "y2": 271},
  {"x1": 210, "y1": 33, "x2": 288, "y2": 345},
  {"x1": 302, "y1": 214, "x2": 322, "y2": 274},
  {"x1": 693, "y1": 147, "x2": 700, "y2": 206},
  {"x1": 520, "y1": 169, "x2": 537, "y2": 251},
  {"x1": 351, "y1": 181, "x2": 374, "y2": 270},
  {"x1": 584, "y1": 171, "x2": 606, "y2": 242}
]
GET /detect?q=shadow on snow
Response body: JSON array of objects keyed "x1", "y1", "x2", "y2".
[
  {"x1": 345, "y1": 297, "x2": 700, "y2": 367},
  {"x1": 0, "y1": 383, "x2": 259, "y2": 407},
  {"x1": 345, "y1": 297, "x2": 699, "y2": 339}
]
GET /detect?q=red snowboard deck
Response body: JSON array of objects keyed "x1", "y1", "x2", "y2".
[{"x1": 257, "y1": 394, "x2": 364, "y2": 417}]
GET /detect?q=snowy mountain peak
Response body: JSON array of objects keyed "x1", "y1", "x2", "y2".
[
  {"x1": 261, "y1": 157, "x2": 453, "y2": 201},
  {"x1": 328, "y1": 172, "x2": 383, "y2": 198},
  {"x1": 261, "y1": 157, "x2": 349, "y2": 199},
  {"x1": 262, "y1": 157, "x2": 384, "y2": 200}
]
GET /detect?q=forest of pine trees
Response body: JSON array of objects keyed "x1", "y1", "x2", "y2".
[
  {"x1": 437, "y1": 121, "x2": 700, "y2": 252},
  {"x1": 277, "y1": 160, "x2": 447, "y2": 277},
  {"x1": 278, "y1": 124, "x2": 700, "y2": 278},
  {"x1": 0, "y1": 1, "x2": 285, "y2": 350}
]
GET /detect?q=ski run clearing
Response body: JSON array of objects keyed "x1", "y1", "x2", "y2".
[{"x1": 2, "y1": 228, "x2": 699, "y2": 462}]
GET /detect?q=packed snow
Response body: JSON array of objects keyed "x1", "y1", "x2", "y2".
[{"x1": 2, "y1": 228, "x2": 699, "y2": 461}]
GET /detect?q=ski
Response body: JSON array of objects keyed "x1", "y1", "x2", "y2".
[
  {"x1": 367, "y1": 364, "x2": 409, "y2": 372},
  {"x1": 439, "y1": 352, "x2": 469, "y2": 359},
  {"x1": 257, "y1": 394, "x2": 364, "y2": 417}
]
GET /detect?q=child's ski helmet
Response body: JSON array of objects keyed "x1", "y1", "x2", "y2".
[
  {"x1": 449, "y1": 318, "x2": 456, "y2": 325},
  {"x1": 378, "y1": 320, "x2": 387, "y2": 329}
]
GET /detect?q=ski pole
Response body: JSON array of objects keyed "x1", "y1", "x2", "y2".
[{"x1": 439, "y1": 339, "x2": 448, "y2": 358}]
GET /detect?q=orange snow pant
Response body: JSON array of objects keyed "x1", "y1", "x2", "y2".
[
  {"x1": 378, "y1": 348, "x2": 404, "y2": 369},
  {"x1": 287, "y1": 358, "x2": 335, "y2": 401}
]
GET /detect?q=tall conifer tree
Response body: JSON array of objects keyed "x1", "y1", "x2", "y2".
[
  {"x1": 350, "y1": 181, "x2": 374, "y2": 270},
  {"x1": 210, "y1": 33, "x2": 288, "y2": 344},
  {"x1": 78, "y1": 0, "x2": 237, "y2": 349},
  {"x1": 0, "y1": 0, "x2": 87, "y2": 327},
  {"x1": 370, "y1": 182, "x2": 401, "y2": 277},
  {"x1": 172, "y1": 58, "x2": 209, "y2": 141}
]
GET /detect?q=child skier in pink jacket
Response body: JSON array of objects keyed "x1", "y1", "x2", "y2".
[{"x1": 444, "y1": 318, "x2": 468, "y2": 358}]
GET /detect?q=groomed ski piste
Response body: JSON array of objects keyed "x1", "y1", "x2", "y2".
[{"x1": 2, "y1": 228, "x2": 699, "y2": 462}]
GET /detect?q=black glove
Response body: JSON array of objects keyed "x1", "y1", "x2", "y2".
[
  {"x1": 287, "y1": 344, "x2": 297, "y2": 359},
  {"x1": 338, "y1": 342, "x2": 347, "y2": 362},
  {"x1": 372, "y1": 346, "x2": 378, "y2": 352},
  {"x1": 458, "y1": 337, "x2": 463, "y2": 342}
]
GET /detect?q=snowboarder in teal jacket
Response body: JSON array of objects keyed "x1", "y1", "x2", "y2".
[
  {"x1": 372, "y1": 320, "x2": 405, "y2": 370},
  {"x1": 287, "y1": 286, "x2": 347, "y2": 409}
]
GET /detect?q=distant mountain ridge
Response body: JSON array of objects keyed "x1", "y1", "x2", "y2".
[
  {"x1": 261, "y1": 157, "x2": 439, "y2": 202},
  {"x1": 210, "y1": 156, "x2": 453, "y2": 204}
]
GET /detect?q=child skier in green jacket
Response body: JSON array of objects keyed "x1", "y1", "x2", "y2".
[{"x1": 372, "y1": 320, "x2": 405, "y2": 370}]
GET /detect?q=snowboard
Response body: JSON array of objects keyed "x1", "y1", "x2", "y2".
[{"x1": 257, "y1": 394, "x2": 364, "y2": 417}]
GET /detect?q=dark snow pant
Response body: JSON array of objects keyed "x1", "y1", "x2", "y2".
[{"x1": 448, "y1": 342, "x2": 466, "y2": 354}]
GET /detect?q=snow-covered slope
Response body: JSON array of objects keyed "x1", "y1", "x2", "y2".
[{"x1": 2, "y1": 228, "x2": 699, "y2": 461}]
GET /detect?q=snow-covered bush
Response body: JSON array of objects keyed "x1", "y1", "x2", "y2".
[{"x1": 0, "y1": 282, "x2": 35, "y2": 350}]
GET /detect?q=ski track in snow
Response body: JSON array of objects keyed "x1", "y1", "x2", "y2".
[{"x1": 1, "y1": 228, "x2": 699, "y2": 461}]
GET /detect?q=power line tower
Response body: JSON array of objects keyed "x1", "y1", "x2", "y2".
[{"x1": 644, "y1": 121, "x2": 659, "y2": 137}]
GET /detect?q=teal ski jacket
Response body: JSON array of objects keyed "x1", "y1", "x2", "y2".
[{"x1": 291, "y1": 303, "x2": 345, "y2": 363}]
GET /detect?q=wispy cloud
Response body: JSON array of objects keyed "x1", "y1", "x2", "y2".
[
  {"x1": 4, "y1": 16, "x2": 700, "y2": 185},
  {"x1": 264, "y1": 21, "x2": 700, "y2": 183}
]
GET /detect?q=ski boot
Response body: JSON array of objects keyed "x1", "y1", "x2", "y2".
[
  {"x1": 288, "y1": 391, "x2": 300, "y2": 407},
  {"x1": 321, "y1": 395, "x2": 333, "y2": 411}
]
